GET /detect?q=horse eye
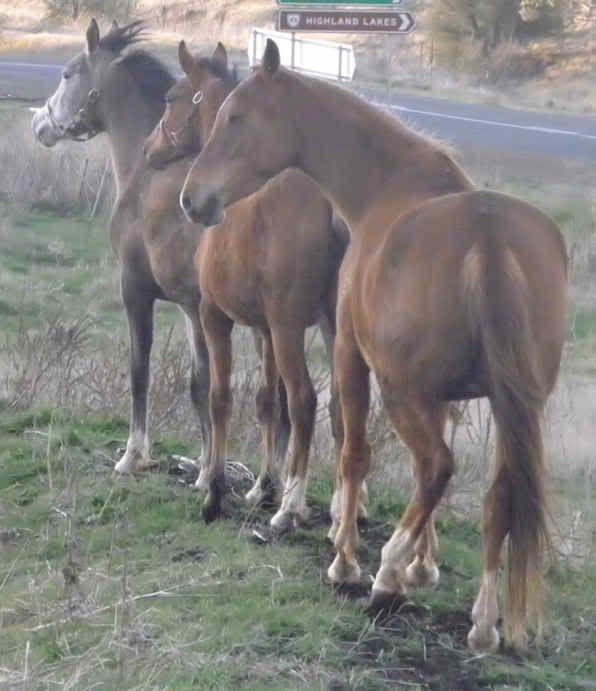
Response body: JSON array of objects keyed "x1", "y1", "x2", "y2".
[
  {"x1": 62, "y1": 71, "x2": 71, "y2": 80},
  {"x1": 228, "y1": 113, "x2": 242, "y2": 125}
]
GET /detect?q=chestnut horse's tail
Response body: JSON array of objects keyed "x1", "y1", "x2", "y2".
[{"x1": 464, "y1": 234, "x2": 549, "y2": 649}]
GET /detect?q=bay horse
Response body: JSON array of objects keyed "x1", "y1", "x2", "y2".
[
  {"x1": 146, "y1": 41, "x2": 349, "y2": 527},
  {"x1": 180, "y1": 40, "x2": 568, "y2": 653},
  {"x1": 30, "y1": 20, "x2": 288, "y2": 479}
]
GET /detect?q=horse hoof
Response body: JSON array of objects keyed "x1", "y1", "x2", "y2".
[
  {"x1": 327, "y1": 554, "x2": 361, "y2": 584},
  {"x1": 404, "y1": 559, "x2": 440, "y2": 589},
  {"x1": 365, "y1": 587, "x2": 406, "y2": 617},
  {"x1": 467, "y1": 624, "x2": 500, "y2": 654},
  {"x1": 270, "y1": 508, "x2": 293, "y2": 532},
  {"x1": 201, "y1": 494, "x2": 221, "y2": 524},
  {"x1": 114, "y1": 456, "x2": 136, "y2": 474}
]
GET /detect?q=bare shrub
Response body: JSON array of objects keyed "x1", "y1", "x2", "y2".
[
  {"x1": 484, "y1": 40, "x2": 550, "y2": 83},
  {"x1": 44, "y1": 0, "x2": 139, "y2": 23},
  {"x1": 0, "y1": 110, "x2": 114, "y2": 214},
  {"x1": 430, "y1": 0, "x2": 565, "y2": 80}
]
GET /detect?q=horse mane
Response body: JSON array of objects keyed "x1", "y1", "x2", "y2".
[
  {"x1": 196, "y1": 55, "x2": 239, "y2": 89},
  {"x1": 285, "y1": 68, "x2": 465, "y2": 175},
  {"x1": 99, "y1": 20, "x2": 146, "y2": 53},
  {"x1": 100, "y1": 21, "x2": 175, "y2": 105}
]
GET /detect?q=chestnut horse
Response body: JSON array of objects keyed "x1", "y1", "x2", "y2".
[
  {"x1": 147, "y1": 42, "x2": 348, "y2": 527},
  {"x1": 181, "y1": 40, "x2": 568, "y2": 652}
]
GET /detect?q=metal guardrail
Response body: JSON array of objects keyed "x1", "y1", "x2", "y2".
[{"x1": 248, "y1": 27, "x2": 355, "y2": 82}]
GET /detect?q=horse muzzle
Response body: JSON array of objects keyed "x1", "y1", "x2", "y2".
[
  {"x1": 180, "y1": 189, "x2": 223, "y2": 227},
  {"x1": 31, "y1": 106, "x2": 60, "y2": 148}
]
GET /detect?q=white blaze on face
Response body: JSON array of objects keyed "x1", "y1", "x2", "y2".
[{"x1": 31, "y1": 56, "x2": 93, "y2": 147}]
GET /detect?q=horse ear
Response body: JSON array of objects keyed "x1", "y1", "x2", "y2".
[
  {"x1": 178, "y1": 40, "x2": 195, "y2": 78},
  {"x1": 86, "y1": 18, "x2": 100, "y2": 54},
  {"x1": 212, "y1": 42, "x2": 228, "y2": 71},
  {"x1": 262, "y1": 39, "x2": 280, "y2": 75}
]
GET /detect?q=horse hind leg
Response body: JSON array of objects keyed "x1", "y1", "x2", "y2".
[
  {"x1": 404, "y1": 514, "x2": 440, "y2": 588},
  {"x1": 468, "y1": 466, "x2": 510, "y2": 654},
  {"x1": 269, "y1": 327, "x2": 317, "y2": 531},
  {"x1": 246, "y1": 331, "x2": 285, "y2": 507},
  {"x1": 369, "y1": 398, "x2": 453, "y2": 611},
  {"x1": 114, "y1": 283, "x2": 156, "y2": 474}
]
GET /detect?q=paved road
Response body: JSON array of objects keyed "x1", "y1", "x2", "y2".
[{"x1": 3, "y1": 59, "x2": 596, "y2": 163}]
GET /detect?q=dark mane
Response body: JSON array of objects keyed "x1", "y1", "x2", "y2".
[
  {"x1": 100, "y1": 21, "x2": 175, "y2": 104},
  {"x1": 197, "y1": 56, "x2": 239, "y2": 89},
  {"x1": 120, "y1": 50, "x2": 175, "y2": 104},
  {"x1": 99, "y1": 20, "x2": 146, "y2": 53}
]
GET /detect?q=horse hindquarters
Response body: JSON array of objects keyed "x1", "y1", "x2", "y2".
[{"x1": 463, "y1": 236, "x2": 554, "y2": 652}]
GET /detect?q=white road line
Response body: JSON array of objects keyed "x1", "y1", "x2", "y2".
[
  {"x1": 4, "y1": 62, "x2": 596, "y2": 142},
  {"x1": 370, "y1": 100, "x2": 596, "y2": 141},
  {"x1": 0, "y1": 62, "x2": 61, "y2": 69}
]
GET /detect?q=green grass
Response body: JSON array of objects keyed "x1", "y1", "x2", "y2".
[
  {"x1": 0, "y1": 207, "x2": 181, "y2": 340},
  {"x1": 0, "y1": 409, "x2": 595, "y2": 690},
  {"x1": 0, "y1": 130, "x2": 595, "y2": 689}
]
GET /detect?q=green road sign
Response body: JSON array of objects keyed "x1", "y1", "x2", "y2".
[{"x1": 278, "y1": 0, "x2": 403, "y2": 5}]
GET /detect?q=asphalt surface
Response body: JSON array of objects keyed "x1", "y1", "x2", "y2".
[{"x1": 2, "y1": 58, "x2": 596, "y2": 163}]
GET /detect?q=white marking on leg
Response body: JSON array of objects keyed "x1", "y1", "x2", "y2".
[
  {"x1": 270, "y1": 475, "x2": 309, "y2": 530},
  {"x1": 328, "y1": 486, "x2": 341, "y2": 540},
  {"x1": 114, "y1": 429, "x2": 152, "y2": 474},
  {"x1": 245, "y1": 476, "x2": 264, "y2": 505},
  {"x1": 194, "y1": 462, "x2": 210, "y2": 492},
  {"x1": 468, "y1": 570, "x2": 500, "y2": 654},
  {"x1": 327, "y1": 551, "x2": 361, "y2": 584},
  {"x1": 405, "y1": 555, "x2": 440, "y2": 588},
  {"x1": 372, "y1": 528, "x2": 413, "y2": 595}
]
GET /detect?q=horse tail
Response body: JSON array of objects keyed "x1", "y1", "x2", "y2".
[{"x1": 463, "y1": 231, "x2": 549, "y2": 650}]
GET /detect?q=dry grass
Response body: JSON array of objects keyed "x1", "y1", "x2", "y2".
[
  {"x1": 0, "y1": 113, "x2": 114, "y2": 214},
  {"x1": 0, "y1": 95, "x2": 594, "y2": 688}
]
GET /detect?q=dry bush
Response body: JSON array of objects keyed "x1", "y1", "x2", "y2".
[
  {"x1": 0, "y1": 111, "x2": 114, "y2": 215},
  {"x1": 483, "y1": 40, "x2": 551, "y2": 83}
]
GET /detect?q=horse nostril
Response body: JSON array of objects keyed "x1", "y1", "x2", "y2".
[{"x1": 181, "y1": 193, "x2": 191, "y2": 211}]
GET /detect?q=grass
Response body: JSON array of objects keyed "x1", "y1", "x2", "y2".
[
  {"x1": 1, "y1": 408, "x2": 595, "y2": 690},
  {"x1": 4, "y1": 417, "x2": 596, "y2": 688},
  {"x1": 0, "y1": 96, "x2": 595, "y2": 687}
]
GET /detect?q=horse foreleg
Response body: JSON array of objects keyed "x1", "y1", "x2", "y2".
[
  {"x1": 246, "y1": 330, "x2": 283, "y2": 507},
  {"x1": 182, "y1": 309, "x2": 211, "y2": 490},
  {"x1": 327, "y1": 326, "x2": 370, "y2": 584},
  {"x1": 114, "y1": 281, "x2": 156, "y2": 474},
  {"x1": 200, "y1": 300, "x2": 233, "y2": 523},
  {"x1": 369, "y1": 398, "x2": 452, "y2": 611},
  {"x1": 269, "y1": 327, "x2": 316, "y2": 531}
]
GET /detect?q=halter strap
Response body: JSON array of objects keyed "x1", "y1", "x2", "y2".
[{"x1": 46, "y1": 88, "x2": 102, "y2": 142}]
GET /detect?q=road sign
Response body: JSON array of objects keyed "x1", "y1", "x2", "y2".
[
  {"x1": 278, "y1": 0, "x2": 402, "y2": 4},
  {"x1": 278, "y1": 10, "x2": 415, "y2": 33}
]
